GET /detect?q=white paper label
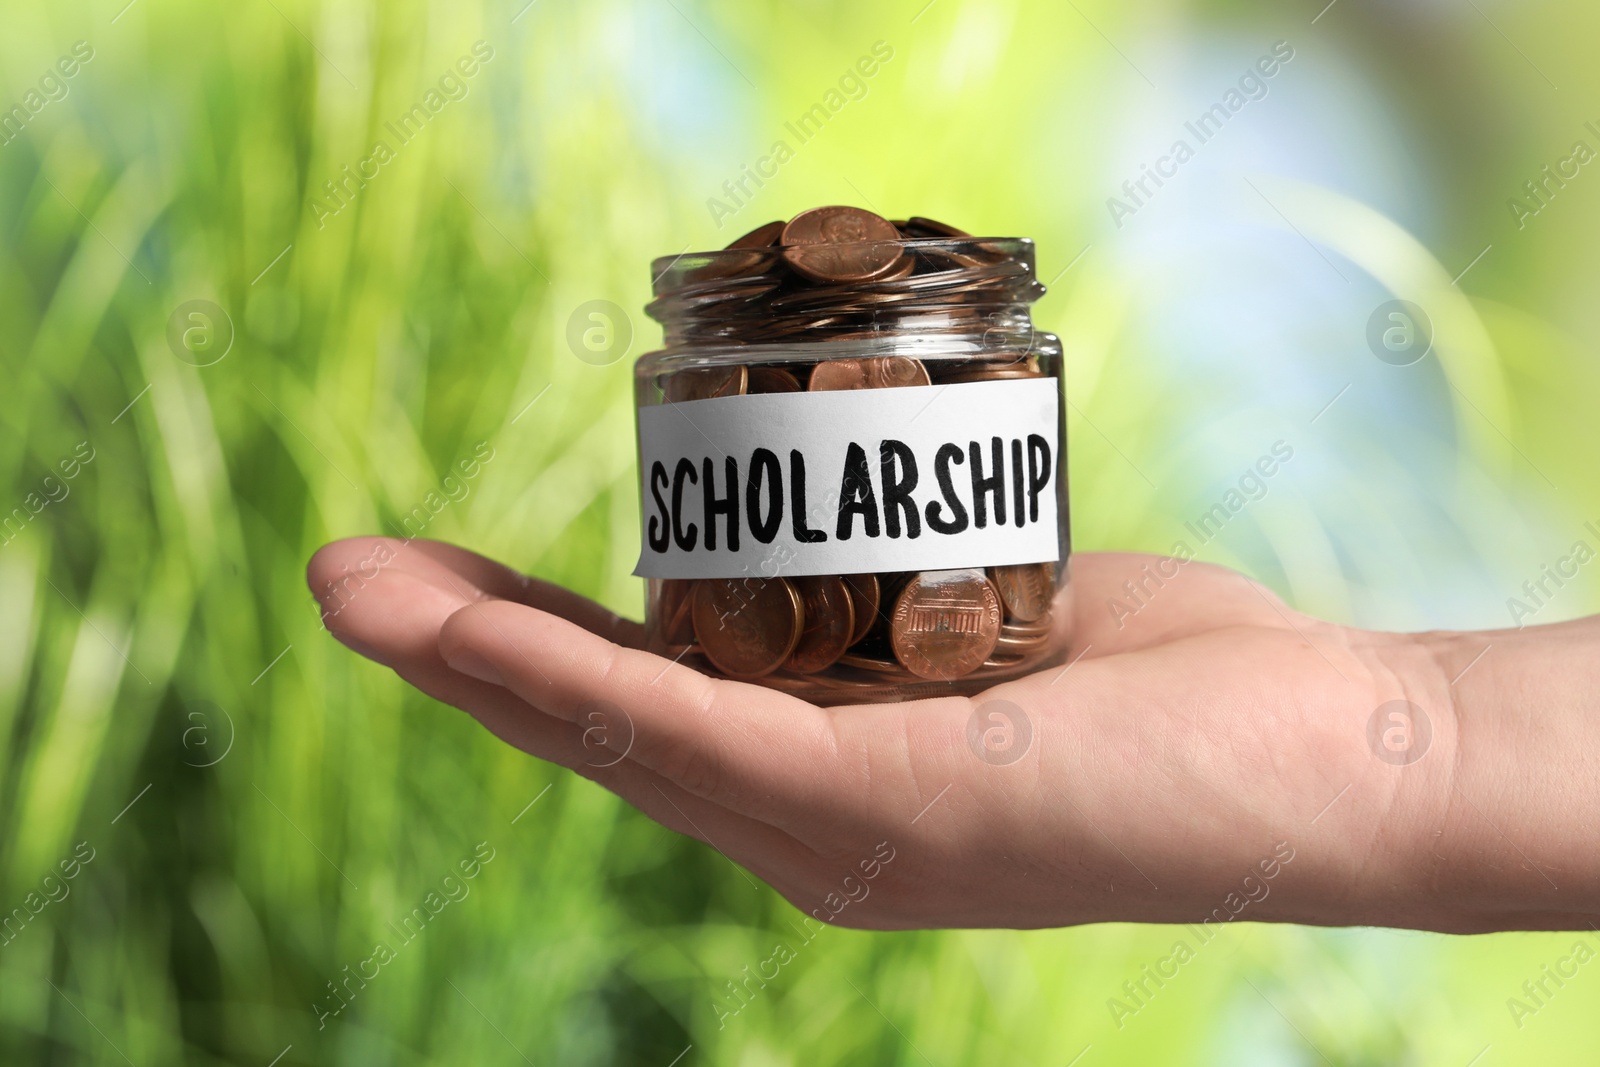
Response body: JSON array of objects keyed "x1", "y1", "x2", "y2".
[{"x1": 635, "y1": 377, "x2": 1062, "y2": 579}]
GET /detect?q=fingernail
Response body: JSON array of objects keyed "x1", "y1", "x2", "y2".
[
  {"x1": 331, "y1": 631, "x2": 386, "y2": 664},
  {"x1": 446, "y1": 648, "x2": 503, "y2": 686}
]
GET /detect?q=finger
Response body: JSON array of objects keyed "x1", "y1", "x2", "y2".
[
  {"x1": 308, "y1": 536, "x2": 644, "y2": 648},
  {"x1": 437, "y1": 598, "x2": 859, "y2": 831},
  {"x1": 400, "y1": 539, "x2": 646, "y2": 648},
  {"x1": 309, "y1": 545, "x2": 475, "y2": 665},
  {"x1": 403, "y1": 653, "x2": 824, "y2": 894},
  {"x1": 308, "y1": 550, "x2": 824, "y2": 890}
]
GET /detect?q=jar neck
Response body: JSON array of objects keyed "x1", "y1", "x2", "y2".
[{"x1": 645, "y1": 237, "x2": 1046, "y2": 352}]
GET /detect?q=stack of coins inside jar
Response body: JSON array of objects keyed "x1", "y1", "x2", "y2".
[{"x1": 638, "y1": 206, "x2": 1069, "y2": 703}]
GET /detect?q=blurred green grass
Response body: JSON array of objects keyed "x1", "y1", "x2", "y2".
[{"x1": 3, "y1": 0, "x2": 1600, "y2": 1063}]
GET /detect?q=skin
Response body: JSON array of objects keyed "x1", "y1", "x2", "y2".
[{"x1": 308, "y1": 537, "x2": 1600, "y2": 933}]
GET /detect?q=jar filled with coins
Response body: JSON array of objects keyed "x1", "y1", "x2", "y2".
[{"x1": 632, "y1": 206, "x2": 1071, "y2": 705}]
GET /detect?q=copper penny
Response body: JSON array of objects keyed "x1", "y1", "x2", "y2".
[
  {"x1": 996, "y1": 612, "x2": 1053, "y2": 637},
  {"x1": 692, "y1": 577, "x2": 803, "y2": 679},
  {"x1": 747, "y1": 366, "x2": 802, "y2": 394},
  {"x1": 990, "y1": 562, "x2": 1056, "y2": 622},
  {"x1": 842, "y1": 573, "x2": 880, "y2": 645},
  {"x1": 994, "y1": 628, "x2": 1051, "y2": 655},
  {"x1": 785, "y1": 576, "x2": 856, "y2": 674},
  {"x1": 727, "y1": 220, "x2": 784, "y2": 249},
  {"x1": 915, "y1": 245, "x2": 987, "y2": 272},
  {"x1": 808, "y1": 356, "x2": 931, "y2": 391},
  {"x1": 806, "y1": 359, "x2": 870, "y2": 391},
  {"x1": 665, "y1": 364, "x2": 747, "y2": 402},
  {"x1": 660, "y1": 579, "x2": 698, "y2": 645},
  {"x1": 675, "y1": 249, "x2": 775, "y2": 285},
  {"x1": 874, "y1": 255, "x2": 917, "y2": 282},
  {"x1": 935, "y1": 359, "x2": 1043, "y2": 384},
  {"x1": 889, "y1": 569, "x2": 1002, "y2": 681},
  {"x1": 868, "y1": 356, "x2": 932, "y2": 388},
  {"x1": 902, "y1": 216, "x2": 971, "y2": 238},
  {"x1": 781, "y1": 206, "x2": 905, "y2": 283},
  {"x1": 837, "y1": 651, "x2": 902, "y2": 674}
]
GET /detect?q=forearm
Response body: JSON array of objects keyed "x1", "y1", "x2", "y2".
[{"x1": 1380, "y1": 620, "x2": 1600, "y2": 931}]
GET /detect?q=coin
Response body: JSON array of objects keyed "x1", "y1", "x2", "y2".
[
  {"x1": 727, "y1": 220, "x2": 784, "y2": 249},
  {"x1": 940, "y1": 365, "x2": 1043, "y2": 383},
  {"x1": 995, "y1": 612, "x2": 1053, "y2": 637},
  {"x1": 672, "y1": 248, "x2": 777, "y2": 285},
  {"x1": 889, "y1": 569, "x2": 1003, "y2": 681},
  {"x1": 842, "y1": 573, "x2": 880, "y2": 645},
  {"x1": 785, "y1": 576, "x2": 856, "y2": 674},
  {"x1": 748, "y1": 366, "x2": 802, "y2": 393},
  {"x1": 692, "y1": 577, "x2": 803, "y2": 678},
  {"x1": 901, "y1": 216, "x2": 971, "y2": 238},
  {"x1": 994, "y1": 629, "x2": 1052, "y2": 656},
  {"x1": 986, "y1": 615, "x2": 1057, "y2": 669},
  {"x1": 808, "y1": 356, "x2": 931, "y2": 391},
  {"x1": 665, "y1": 364, "x2": 747, "y2": 402},
  {"x1": 990, "y1": 563, "x2": 1056, "y2": 622},
  {"x1": 995, "y1": 628, "x2": 1052, "y2": 648},
  {"x1": 913, "y1": 245, "x2": 986, "y2": 271},
  {"x1": 851, "y1": 571, "x2": 910, "y2": 645},
  {"x1": 806, "y1": 359, "x2": 870, "y2": 391},
  {"x1": 872, "y1": 357, "x2": 933, "y2": 388},
  {"x1": 781, "y1": 206, "x2": 905, "y2": 283},
  {"x1": 874, "y1": 255, "x2": 917, "y2": 282},
  {"x1": 837, "y1": 651, "x2": 903, "y2": 673},
  {"x1": 660, "y1": 579, "x2": 698, "y2": 645},
  {"x1": 933, "y1": 358, "x2": 1043, "y2": 384}
]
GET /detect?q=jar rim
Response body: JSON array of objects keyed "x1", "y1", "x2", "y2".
[{"x1": 649, "y1": 235, "x2": 1036, "y2": 293}]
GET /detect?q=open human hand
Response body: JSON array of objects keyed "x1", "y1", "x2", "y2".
[{"x1": 308, "y1": 537, "x2": 1600, "y2": 933}]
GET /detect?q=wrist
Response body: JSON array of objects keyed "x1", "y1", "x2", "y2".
[
  {"x1": 1258, "y1": 627, "x2": 1466, "y2": 931},
  {"x1": 1370, "y1": 625, "x2": 1600, "y2": 931}
]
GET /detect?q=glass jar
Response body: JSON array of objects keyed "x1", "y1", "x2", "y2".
[{"x1": 632, "y1": 214, "x2": 1071, "y2": 705}]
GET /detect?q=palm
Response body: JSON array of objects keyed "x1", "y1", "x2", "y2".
[{"x1": 310, "y1": 539, "x2": 1399, "y2": 929}]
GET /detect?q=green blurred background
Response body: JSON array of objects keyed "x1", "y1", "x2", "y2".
[{"x1": 3, "y1": 0, "x2": 1599, "y2": 1062}]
